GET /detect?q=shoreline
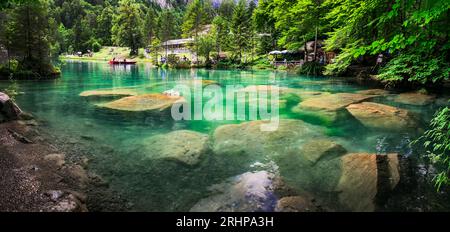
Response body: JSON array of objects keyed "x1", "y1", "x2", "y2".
[
  {"x1": 0, "y1": 92, "x2": 128, "y2": 211},
  {"x1": 0, "y1": 119, "x2": 88, "y2": 212}
]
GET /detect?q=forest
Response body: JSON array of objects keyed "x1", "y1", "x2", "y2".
[{"x1": 0, "y1": 0, "x2": 447, "y2": 84}]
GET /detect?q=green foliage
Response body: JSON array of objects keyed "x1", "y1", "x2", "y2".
[
  {"x1": 181, "y1": 0, "x2": 212, "y2": 38},
  {"x1": 416, "y1": 106, "x2": 450, "y2": 190},
  {"x1": 96, "y1": 4, "x2": 114, "y2": 46},
  {"x1": 322, "y1": 0, "x2": 450, "y2": 86},
  {"x1": 196, "y1": 34, "x2": 214, "y2": 64},
  {"x1": 1, "y1": 0, "x2": 58, "y2": 77},
  {"x1": 167, "y1": 54, "x2": 179, "y2": 66},
  {"x1": 231, "y1": 0, "x2": 253, "y2": 62},
  {"x1": 378, "y1": 52, "x2": 449, "y2": 85},
  {"x1": 211, "y1": 16, "x2": 231, "y2": 55},
  {"x1": 111, "y1": 0, "x2": 144, "y2": 56},
  {"x1": 297, "y1": 62, "x2": 324, "y2": 76}
]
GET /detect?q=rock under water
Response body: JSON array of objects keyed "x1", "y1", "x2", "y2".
[
  {"x1": 96, "y1": 93, "x2": 184, "y2": 112},
  {"x1": 346, "y1": 102, "x2": 418, "y2": 132},
  {"x1": 393, "y1": 91, "x2": 436, "y2": 106},
  {"x1": 292, "y1": 93, "x2": 376, "y2": 123},
  {"x1": 190, "y1": 171, "x2": 277, "y2": 212},
  {"x1": 143, "y1": 130, "x2": 209, "y2": 166},
  {"x1": 79, "y1": 88, "x2": 138, "y2": 98}
]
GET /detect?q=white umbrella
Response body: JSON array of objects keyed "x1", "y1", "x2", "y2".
[{"x1": 269, "y1": 50, "x2": 282, "y2": 55}]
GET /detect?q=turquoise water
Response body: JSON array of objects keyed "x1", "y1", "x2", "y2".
[{"x1": 1, "y1": 61, "x2": 448, "y2": 211}]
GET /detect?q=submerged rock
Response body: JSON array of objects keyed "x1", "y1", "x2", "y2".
[
  {"x1": 212, "y1": 119, "x2": 325, "y2": 158},
  {"x1": 292, "y1": 93, "x2": 375, "y2": 122},
  {"x1": 295, "y1": 91, "x2": 331, "y2": 100},
  {"x1": 0, "y1": 92, "x2": 23, "y2": 122},
  {"x1": 97, "y1": 93, "x2": 184, "y2": 112},
  {"x1": 144, "y1": 130, "x2": 209, "y2": 166},
  {"x1": 336, "y1": 153, "x2": 400, "y2": 212},
  {"x1": 177, "y1": 79, "x2": 219, "y2": 87},
  {"x1": 238, "y1": 85, "x2": 291, "y2": 93},
  {"x1": 393, "y1": 91, "x2": 436, "y2": 105},
  {"x1": 356, "y1": 89, "x2": 391, "y2": 96},
  {"x1": 79, "y1": 88, "x2": 137, "y2": 98},
  {"x1": 190, "y1": 171, "x2": 277, "y2": 212},
  {"x1": 276, "y1": 150, "x2": 400, "y2": 212},
  {"x1": 299, "y1": 139, "x2": 347, "y2": 165},
  {"x1": 346, "y1": 102, "x2": 418, "y2": 131}
]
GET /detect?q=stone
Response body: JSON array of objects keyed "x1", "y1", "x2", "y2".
[
  {"x1": 295, "y1": 91, "x2": 331, "y2": 100},
  {"x1": 79, "y1": 88, "x2": 137, "y2": 98},
  {"x1": 356, "y1": 89, "x2": 391, "y2": 96},
  {"x1": 393, "y1": 91, "x2": 436, "y2": 105},
  {"x1": 346, "y1": 102, "x2": 417, "y2": 131},
  {"x1": 49, "y1": 193, "x2": 87, "y2": 212},
  {"x1": 212, "y1": 119, "x2": 325, "y2": 158},
  {"x1": 65, "y1": 164, "x2": 89, "y2": 188},
  {"x1": 45, "y1": 190, "x2": 65, "y2": 202},
  {"x1": 97, "y1": 93, "x2": 184, "y2": 112},
  {"x1": 44, "y1": 153, "x2": 66, "y2": 168},
  {"x1": 238, "y1": 85, "x2": 291, "y2": 93},
  {"x1": 335, "y1": 153, "x2": 400, "y2": 212},
  {"x1": 297, "y1": 93, "x2": 375, "y2": 112},
  {"x1": 299, "y1": 139, "x2": 347, "y2": 164},
  {"x1": 292, "y1": 93, "x2": 375, "y2": 122},
  {"x1": 144, "y1": 130, "x2": 209, "y2": 166},
  {"x1": 190, "y1": 171, "x2": 277, "y2": 212},
  {"x1": 276, "y1": 151, "x2": 400, "y2": 212},
  {"x1": 275, "y1": 196, "x2": 318, "y2": 212},
  {"x1": 0, "y1": 92, "x2": 22, "y2": 121},
  {"x1": 177, "y1": 79, "x2": 218, "y2": 86}
]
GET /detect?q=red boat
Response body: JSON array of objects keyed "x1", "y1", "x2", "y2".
[{"x1": 108, "y1": 60, "x2": 137, "y2": 65}]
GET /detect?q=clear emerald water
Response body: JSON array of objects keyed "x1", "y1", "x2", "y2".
[{"x1": 1, "y1": 61, "x2": 448, "y2": 211}]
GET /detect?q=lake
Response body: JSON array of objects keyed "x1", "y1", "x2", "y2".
[{"x1": 2, "y1": 61, "x2": 449, "y2": 211}]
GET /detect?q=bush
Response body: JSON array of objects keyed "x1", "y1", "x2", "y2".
[
  {"x1": 377, "y1": 53, "x2": 449, "y2": 86},
  {"x1": 415, "y1": 106, "x2": 450, "y2": 190},
  {"x1": 297, "y1": 62, "x2": 324, "y2": 76},
  {"x1": 91, "y1": 41, "x2": 101, "y2": 52},
  {"x1": 167, "y1": 54, "x2": 179, "y2": 67}
]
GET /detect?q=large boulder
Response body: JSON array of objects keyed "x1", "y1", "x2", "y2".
[
  {"x1": 79, "y1": 88, "x2": 137, "y2": 98},
  {"x1": 335, "y1": 153, "x2": 400, "y2": 212},
  {"x1": 96, "y1": 93, "x2": 184, "y2": 113},
  {"x1": 276, "y1": 151, "x2": 400, "y2": 212},
  {"x1": 212, "y1": 119, "x2": 326, "y2": 159},
  {"x1": 190, "y1": 171, "x2": 278, "y2": 212},
  {"x1": 292, "y1": 93, "x2": 375, "y2": 122},
  {"x1": 0, "y1": 92, "x2": 22, "y2": 122},
  {"x1": 143, "y1": 130, "x2": 209, "y2": 166},
  {"x1": 393, "y1": 91, "x2": 436, "y2": 105},
  {"x1": 346, "y1": 102, "x2": 418, "y2": 131},
  {"x1": 299, "y1": 139, "x2": 347, "y2": 165}
]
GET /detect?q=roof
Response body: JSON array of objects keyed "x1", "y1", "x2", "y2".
[{"x1": 162, "y1": 38, "x2": 194, "y2": 46}]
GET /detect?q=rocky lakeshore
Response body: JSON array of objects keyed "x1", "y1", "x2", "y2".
[{"x1": 0, "y1": 92, "x2": 128, "y2": 212}]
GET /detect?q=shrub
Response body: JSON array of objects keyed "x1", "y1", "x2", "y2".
[
  {"x1": 415, "y1": 106, "x2": 450, "y2": 190},
  {"x1": 297, "y1": 62, "x2": 324, "y2": 76},
  {"x1": 91, "y1": 41, "x2": 101, "y2": 52}
]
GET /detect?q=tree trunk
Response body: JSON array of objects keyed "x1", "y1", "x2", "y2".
[{"x1": 313, "y1": 26, "x2": 318, "y2": 62}]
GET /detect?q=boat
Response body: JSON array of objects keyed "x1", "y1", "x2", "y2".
[{"x1": 108, "y1": 60, "x2": 137, "y2": 65}]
